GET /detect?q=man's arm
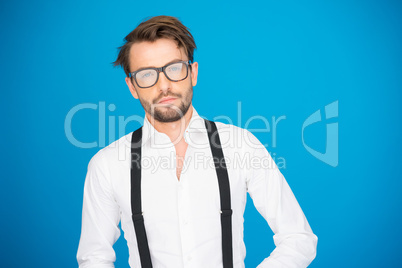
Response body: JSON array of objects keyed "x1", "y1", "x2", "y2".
[
  {"x1": 245, "y1": 130, "x2": 318, "y2": 267},
  {"x1": 77, "y1": 152, "x2": 121, "y2": 268}
]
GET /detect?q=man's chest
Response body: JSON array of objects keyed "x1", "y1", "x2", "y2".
[
  {"x1": 111, "y1": 145, "x2": 248, "y2": 224},
  {"x1": 175, "y1": 140, "x2": 188, "y2": 180}
]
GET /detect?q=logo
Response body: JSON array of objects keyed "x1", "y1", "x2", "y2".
[{"x1": 302, "y1": 101, "x2": 339, "y2": 167}]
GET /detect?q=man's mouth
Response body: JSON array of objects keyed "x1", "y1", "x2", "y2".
[{"x1": 158, "y1": 97, "x2": 177, "y2": 104}]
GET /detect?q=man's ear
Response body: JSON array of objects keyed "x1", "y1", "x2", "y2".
[
  {"x1": 190, "y1": 62, "x2": 198, "y2": 87},
  {"x1": 125, "y1": 77, "x2": 139, "y2": 99}
]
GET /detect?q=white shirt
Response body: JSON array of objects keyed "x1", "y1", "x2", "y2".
[{"x1": 77, "y1": 107, "x2": 317, "y2": 268}]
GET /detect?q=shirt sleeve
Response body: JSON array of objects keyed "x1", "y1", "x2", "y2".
[
  {"x1": 244, "y1": 130, "x2": 318, "y2": 268},
  {"x1": 77, "y1": 151, "x2": 121, "y2": 268}
]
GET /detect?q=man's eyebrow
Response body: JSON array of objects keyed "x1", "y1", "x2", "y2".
[{"x1": 133, "y1": 59, "x2": 185, "y2": 72}]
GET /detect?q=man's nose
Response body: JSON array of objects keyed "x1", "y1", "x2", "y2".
[{"x1": 156, "y1": 71, "x2": 172, "y2": 93}]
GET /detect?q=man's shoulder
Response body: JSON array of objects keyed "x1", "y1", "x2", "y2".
[
  {"x1": 212, "y1": 120, "x2": 265, "y2": 150},
  {"x1": 88, "y1": 131, "x2": 133, "y2": 166},
  {"x1": 213, "y1": 120, "x2": 248, "y2": 134}
]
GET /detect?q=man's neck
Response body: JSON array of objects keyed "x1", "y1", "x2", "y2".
[{"x1": 146, "y1": 105, "x2": 193, "y2": 145}]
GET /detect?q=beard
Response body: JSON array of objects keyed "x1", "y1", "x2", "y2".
[{"x1": 137, "y1": 85, "x2": 193, "y2": 123}]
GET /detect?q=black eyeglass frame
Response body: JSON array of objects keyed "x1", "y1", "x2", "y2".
[{"x1": 129, "y1": 60, "x2": 192, "y2": 89}]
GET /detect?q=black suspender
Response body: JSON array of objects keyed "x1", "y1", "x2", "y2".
[
  {"x1": 204, "y1": 119, "x2": 234, "y2": 268},
  {"x1": 130, "y1": 119, "x2": 233, "y2": 268},
  {"x1": 131, "y1": 127, "x2": 153, "y2": 268}
]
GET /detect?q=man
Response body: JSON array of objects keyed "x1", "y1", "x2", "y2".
[{"x1": 77, "y1": 15, "x2": 317, "y2": 268}]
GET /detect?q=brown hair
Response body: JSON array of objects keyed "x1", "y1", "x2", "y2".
[{"x1": 113, "y1": 15, "x2": 197, "y2": 77}]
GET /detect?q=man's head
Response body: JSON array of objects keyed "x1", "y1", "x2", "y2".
[{"x1": 114, "y1": 16, "x2": 198, "y2": 123}]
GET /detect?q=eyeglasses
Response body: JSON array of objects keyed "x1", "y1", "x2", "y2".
[{"x1": 129, "y1": 60, "x2": 191, "y2": 88}]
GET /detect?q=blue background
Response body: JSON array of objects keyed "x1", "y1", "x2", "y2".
[{"x1": 1, "y1": 0, "x2": 401, "y2": 267}]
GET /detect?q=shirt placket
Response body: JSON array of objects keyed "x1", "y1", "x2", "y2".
[{"x1": 177, "y1": 136, "x2": 196, "y2": 267}]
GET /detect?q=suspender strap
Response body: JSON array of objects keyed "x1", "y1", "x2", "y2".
[
  {"x1": 204, "y1": 119, "x2": 234, "y2": 268},
  {"x1": 131, "y1": 127, "x2": 153, "y2": 268}
]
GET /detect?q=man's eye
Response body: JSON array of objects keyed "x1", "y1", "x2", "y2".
[
  {"x1": 140, "y1": 71, "x2": 154, "y2": 78},
  {"x1": 168, "y1": 64, "x2": 182, "y2": 72}
]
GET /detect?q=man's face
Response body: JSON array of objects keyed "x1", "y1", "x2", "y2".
[{"x1": 125, "y1": 38, "x2": 198, "y2": 123}]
